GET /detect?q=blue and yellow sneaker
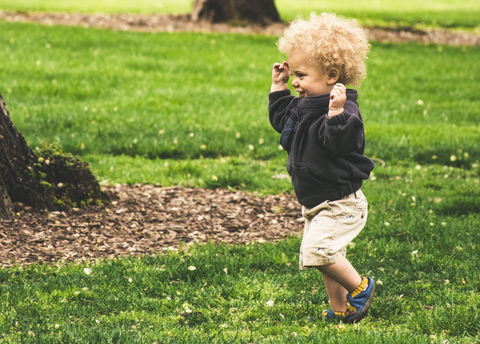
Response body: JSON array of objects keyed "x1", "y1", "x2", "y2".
[
  {"x1": 308, "y1": 310, "x2": 345, "y2": 323},
  {"x1": 344, "y1": 277, "x2": 375, "y2": 323},
  {"x1": 322, "y1": 310, "x2": 345, "y2": 321}
]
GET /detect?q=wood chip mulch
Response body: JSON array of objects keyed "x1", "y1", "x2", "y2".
[
  {"x1": 1, "y1": 11, "x2": 480, "y2": 47},
  {"x1": 0, "y1": 185, "x2": 304, "y2": 267}
]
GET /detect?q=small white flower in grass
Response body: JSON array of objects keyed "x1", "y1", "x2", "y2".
[
  {"x1": 200, "y1": 144, "x2": 206, "y2": 150},
  {"x1": 166, "y1": 296, "x2": 171, "y2": 300},
  {"x1": 235, "y1": 132, "x2": 241, "y2": 138},
  {"x1": 376, "y1": 280, "x2": 383, "y2": 285},
  {"x1": 417, "y1": 99, "x2": 424, "y2": 105},
  {"x1": 441, "y1": 222, "x2": 447, "y2": 226},
  {"x1": 84, "y1": 268, "x2": 92, "y2": 275},
  {"x1": 415, "y1": 165, "x2": 421, "y2": 170},
  {"x1": 220, "y1": 323, "x2": 228, "y2": 328},
  {"x1": 348, "y1": 242, "x2": 355, "y2": 249},
  {"x1": 411, "y1": 196, "x2": 416, "y2": 202},
  {"x1": 444, "y1": 279, "x2": 449, "y2": 285},
  {"x1": 189, "y1": 132, "x2": 194, "y2": 137},
  {"x1": 384, "y1": 222, "x2": 390, "y2": 226},
  {"x1": 188, "y1": 266, "x2": 196, "y2": 271},
  {"x1": 36, "y1": 60, "x2": 41, "y2": 66},
  {"x1": 223, "y1": 268, "x2": 228, "y2": 274},
  {"x1": 211, "y1": 175, "x2": 218, "y2": 181},
  {"x1": 258, "y1": 138, "x2": 264, "y2": 145},
  {"x1": 450, "y1": 155, "x2": 457, "y2": 162},
  {"x1": 248, "y1": 145, "x2": 254, "y2": 150},
  {"x1": 278, "y1": 145, "x2": 284, "y2": 150},
  {"x1": 266, "y1": 300, "x2": 274, "y2": 307},
  {"x1": 55, "y1": 324, "x2": 60, "y2": 328},
  {"x1": 131, "y1": 325, "x2": 136, "y2": 329},
  {"x1": 291, "y1": 332, "x2": 297, "y2": 337},
  {"x1": 432, "y1": 155, "x2": 437, "y2": 160},
  {"x1": 430, "y1": 223, "x2": 434, "y2": 226},
  {"x1": 411, "y1": 250, "x2": 418, "y2": 258}
]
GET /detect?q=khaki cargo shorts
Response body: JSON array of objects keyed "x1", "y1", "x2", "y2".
[{"x1": 299, "y1": 189, "x2": 368, "y2": 270}]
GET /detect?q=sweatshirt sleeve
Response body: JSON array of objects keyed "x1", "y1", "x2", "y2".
[
  {"x1": 322, "y1": 101, "x2": 365, "y2": 156},
  {"x1": 268, "y1": 89, "x2": 295, "y2": 134}
]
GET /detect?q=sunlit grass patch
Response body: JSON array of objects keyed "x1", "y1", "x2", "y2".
[{"x1": 1, "y1": 0, "x2": 480, "y2": 29}]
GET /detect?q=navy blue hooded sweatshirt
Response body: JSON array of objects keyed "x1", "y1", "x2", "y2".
[{"x1": 269, "y1": 89, "x2": 374, "y2": 207}]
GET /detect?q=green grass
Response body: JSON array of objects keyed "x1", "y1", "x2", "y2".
[
  {"x1": 1, "y1": 0, "x2": 480, "y2": 29},
  {"x1": 1, "y1": 18, "x2": 480, "y2": 343},
  {"x1": 1, "y1": 165, "x2": 480, "y2": 342},
  {"x1": 1, "y1": 21, "x2": 479, "y2": 193}
]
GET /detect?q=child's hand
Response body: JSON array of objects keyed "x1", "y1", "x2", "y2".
[
  {"x1": 329, "y1": 83, "x2": 346, "y2": 116},
  {"x1": 271, "y1": 62, "x2": 290, "y2": 92}
]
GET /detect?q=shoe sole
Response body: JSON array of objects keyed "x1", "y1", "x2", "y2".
[{"x1": 346, "y1": 281, "x2": 375, "y2": 324}]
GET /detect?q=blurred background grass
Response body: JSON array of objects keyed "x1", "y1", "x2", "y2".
[{"x1": 1, "y1": 0, "x2": 479, "y2": 29}]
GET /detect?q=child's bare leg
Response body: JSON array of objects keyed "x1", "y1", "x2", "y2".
[
  {"x1": 322, "y1": 273, "x2": 348, "y2": 311},
  {"x1": 317, "y1": 256, "x2": 363, "y2": 311}
]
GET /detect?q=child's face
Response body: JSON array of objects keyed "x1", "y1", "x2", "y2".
[{"x1": 288, "y1": 52, "x2": 332, "y2": 98}]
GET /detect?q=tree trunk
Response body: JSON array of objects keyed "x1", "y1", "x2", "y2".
[
  {"x1": 192, "y1": 0, "x2": 282, "y2": 25},
  {"x1": 0, "y1": 93, "x2": 108, "y2": 220},
  {"x1": 0, "y1": 175, "x2": 14, "y2": 219}
]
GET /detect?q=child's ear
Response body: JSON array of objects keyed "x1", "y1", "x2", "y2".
[{"x1": 326, "y1": 68, "x2": 340, "y2": 85}]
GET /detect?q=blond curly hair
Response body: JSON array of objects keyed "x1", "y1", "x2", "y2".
[{"x1": 277, "y1": 13, "x2": 369, "y2": 86}]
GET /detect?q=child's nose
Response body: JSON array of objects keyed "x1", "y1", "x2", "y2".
[{"x1": 292, "y1": 78, "x2": 299, "y2": 86}]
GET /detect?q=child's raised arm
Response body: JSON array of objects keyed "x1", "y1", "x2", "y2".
[{"x1": 270, "y1": 61, "x2": 290, "y2": 93}]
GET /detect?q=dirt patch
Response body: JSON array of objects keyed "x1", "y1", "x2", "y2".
[
  {"x1": 0, "y1": 184, "x2": 303, "y2": 267},
  {"x1": 1, "y1": 11, "x2": 480, "y2": 46}
]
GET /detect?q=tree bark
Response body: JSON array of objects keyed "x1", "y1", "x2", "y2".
[
  {"x1": 0, "y1": 175, "x2": 13, "y2": 219},
  {"x1": 0, "y1": 93, "x2": 108, "y2": 220},
  {"x1": 192, "y1": 0, "x2": 282, "y2": 25}
]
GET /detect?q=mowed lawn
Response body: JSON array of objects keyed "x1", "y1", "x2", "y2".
[
  {"x1": 0, "y1": 5, "x2": 480, "y2": 344},
  {"x1": 1, "y1": 0, "x2": 480, "y2": 28}
]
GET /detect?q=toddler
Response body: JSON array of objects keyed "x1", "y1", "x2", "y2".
[{"x1": 269, "y1": 13, "x2": 375, "y2": 323}]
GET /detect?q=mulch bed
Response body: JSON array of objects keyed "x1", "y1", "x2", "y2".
[
  {"x1": 0, "y1": 185, "x2": 304, "y2": 267},
  {"x1": 1, "y1": 11, "x2": 480, "y2": 46}
]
